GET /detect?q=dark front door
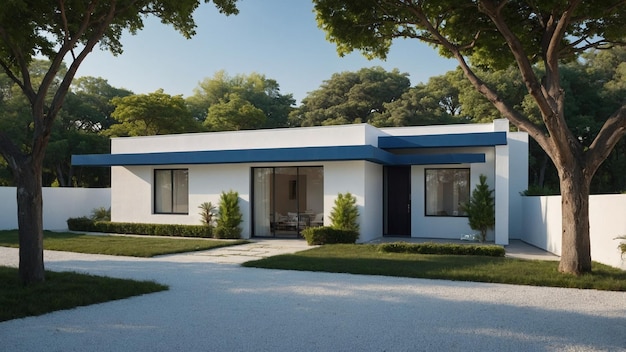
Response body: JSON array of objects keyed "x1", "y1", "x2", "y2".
[{"x1": 384, "y1": 166, "x2": 411, "y2": 236}]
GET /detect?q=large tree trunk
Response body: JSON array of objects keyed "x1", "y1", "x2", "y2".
[
  {"x1": 16, "y1": 158, "x2": 45, "y2": 284},
  {"x1": 557, "y1": 164, "x2": 592, "y2": 274}
]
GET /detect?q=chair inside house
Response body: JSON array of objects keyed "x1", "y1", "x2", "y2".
[{"x1": 310, "y1": 213, "x2": 324, "y2": 227}]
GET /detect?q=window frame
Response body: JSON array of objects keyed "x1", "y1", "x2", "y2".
[
  {"x1": 424, "y1": 168, "x2": 470, "y2": 217},
  {"x1": 154, "y1": 168, "x2": 189, "y2": 215}
]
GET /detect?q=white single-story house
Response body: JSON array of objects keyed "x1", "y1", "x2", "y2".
[{"x1": 72, "y1": 119, "x2": 528, "y2": 245}]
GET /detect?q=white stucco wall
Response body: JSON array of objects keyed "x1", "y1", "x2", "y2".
[
  {"x1": 410, "y1": 146, "x2": 497, "y2": 241},
  {"x1": 521, "y1": 195, "x2": 626, "y2": 270},
  {"x1": 111, "y1": 124, "x2": 374, "y2": 154},
  {"x1": 0, "y1": 187, "x2": 110, "y2": 230}
]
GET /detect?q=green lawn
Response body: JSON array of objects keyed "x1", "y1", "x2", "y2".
[
  {"x1": 0, "y1": 266, "x2": 167, "y2": 322},
  {"x1": 0, "y1": 230, "x2": 248, "y2": 257},
  {"x1": 243, "y1": 244, "x2": 626, "y2": 291}
]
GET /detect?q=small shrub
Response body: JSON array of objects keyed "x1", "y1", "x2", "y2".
[
  {"x1": 301, "y1": 226, "x2": 359, "y2": 245},
  {"x1": 462, "y1": 174, "x2": 495, "y2": 243},
  {"x1": 198, "y1": 202, "x2": 216, "y2": 228},
  {"x1": 617, "y1": 235, "x2": 626, "y2": 257},
  {"x1": 214, "y1": 190, "x2": 243, "y2": 239},
  {"x1": 329, "y1": 192, "x2": 359, "y2": 232},
  {"x1": 378, "y1": 242, "x2": 505, "y2": 257},
  {"x1": 90, "y1": 207, "x2": 111, "y2": 222}
]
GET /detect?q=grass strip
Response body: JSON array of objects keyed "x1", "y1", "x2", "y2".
[
  {"x1": 0, "y1": 266, "x2": 167, "y2": 322},
  {"x1": 243, "y1": 244, "x2": 626, "y2": 291},
  {"x1": 0, "y1": 230, "x2": 248, "y2": 257}
]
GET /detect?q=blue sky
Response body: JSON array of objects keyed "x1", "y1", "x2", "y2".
[{"x1": 74, "y1": 1, "x2": 458, "y2": 105}]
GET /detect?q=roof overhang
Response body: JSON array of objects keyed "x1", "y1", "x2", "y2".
[
  {"x1": 378, "y1": 131, "x2": 507, "y2": 149},
  {"x1": 72, "y1": 145, "x2": 485, "y2": 167}
]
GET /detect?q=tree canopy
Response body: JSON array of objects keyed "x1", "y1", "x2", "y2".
[
  {"x1": 187, "y1": 70, "x2": 294, "y2": 130},
  {"x1": 290, "y1": 66, "x2": 410, "y2": 126}
]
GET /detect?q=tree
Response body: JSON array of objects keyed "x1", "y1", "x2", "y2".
[
  {"x1": 0, "y1": 0, "x2": 239, "y2": 285},
  {"x1": 187, "y1": 70, "x2": 294, "y2": 129},
  {"x1": 203, "y1": 92, "x2": 267, "y2": 131},
  {"x1": 105, "y1": 89, "x2": 201, "y2": 137},
  {"x1": 370, "y1": 70, "x2": 466, "y2": 127},
  {"x1": 313, "y1": 0, "x2": 626, "y2": 274},
  {"x1": 463, "y1": 175, "x2": 495, "y2": 243},
  {"x1": 290, "y1": 66, "x2": 410, "y2": 126}
]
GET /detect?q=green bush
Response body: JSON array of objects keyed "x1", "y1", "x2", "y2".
[
  {"x1": 301, "y1": 226, "x2": 359, "y2": 245},
  {"x1": 463, "y1": 174, "x2": 495, "y2": 243},
  {"x1": 90, "y1": 207, "x2": 111, "y2": 221},
  {"x1": 66, "y1": 218, "x2": 213, "y2": 238},
  {"x1": 214, "y1": 190, "x2": 243, "y2": 239},
  {"x1": 378, "y1": 242, "x2": 505, "y2": 257},
  {"x1": 329, "y1": 192, "x2": 359, "y2": 232}
]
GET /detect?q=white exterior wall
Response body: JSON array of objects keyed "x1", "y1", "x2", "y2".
[
  {"x1": 0, "y1": 186, "x2": 110, "y2": 230},
  {"x1": 410, "y1": 147, "x2": 497, "y2": 241},
  {"x1": 323, "y1": 161, "x2": 382, "y2": 243},
  {"x1": 521, "y1": 195, "x2": 626, "y2": 270},
  {"x1": 507, "y1": 132, "x2": 529, "y2": 239},
  {"x1": 111, "y1": 124, "x2": 373, "y2": 154}
]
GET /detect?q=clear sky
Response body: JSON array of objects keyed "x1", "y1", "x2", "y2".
[{"x1": 74, "y1": 1, "x2": 459, "y2": 105}]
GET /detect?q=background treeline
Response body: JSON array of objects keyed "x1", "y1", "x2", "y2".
[{"x1": 1, "y1": 46, "x2": 624, "y2": 193}]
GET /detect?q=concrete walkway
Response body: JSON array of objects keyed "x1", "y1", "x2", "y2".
[{"x1": 2, "y1": 240, "x2": 624, "y2": 352}]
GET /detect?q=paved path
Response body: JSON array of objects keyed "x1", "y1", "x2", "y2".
[{"x1": 0, "y1": 242, "x2": 624, "y2": 351}]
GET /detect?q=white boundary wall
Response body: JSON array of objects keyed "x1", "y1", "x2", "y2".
[
  {"x1": 521, "y1": 195, "x2": 626, "y2": 270},
  {"x1": 0, "y1": 187, "x2": 111, "y2": 231}
]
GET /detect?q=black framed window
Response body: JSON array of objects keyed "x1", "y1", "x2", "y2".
[
  {"x1": 425, "y1": 168, "x2": 469, "y2": 217},
  {"x1": 154, "y1": 169, "x2": 189, "y2": 214}
]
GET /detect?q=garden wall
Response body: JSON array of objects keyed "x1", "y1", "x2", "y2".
[
  {"x1": 0, "y1": 187, "x2": 111, "y2": 231},
  {"x1": 521, "y1": 195, "x2": 626, "y2": 270}
]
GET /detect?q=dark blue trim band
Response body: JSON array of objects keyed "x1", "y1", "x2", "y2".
[
  {"x1": 72, "y1": 145, "x2": 485, "y2": 167},
  {"x1": 378, "y1": 131, "x2": 507, "y2": 149}
]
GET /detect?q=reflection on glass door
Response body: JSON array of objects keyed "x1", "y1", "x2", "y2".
[{"x1": 252, "y1": 166, "x2": 323, "y2": 238}]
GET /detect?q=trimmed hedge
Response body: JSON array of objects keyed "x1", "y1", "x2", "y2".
[
  {"x1": 301, "y1": 226, "x2": 359, "y2": 245},
  {"x1": 378, "y1": 242, "x2": 505, "y2": 257},
  {"x1": 67, "y1": 217, "x2": 213, "y2": 238}
]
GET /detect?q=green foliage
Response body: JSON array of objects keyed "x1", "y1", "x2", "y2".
[
  {"x1": 617, "y1": 236, "x2": 626, "y2": 256},
  {"x1": 301, "y1": 226, "x2": 359, "y2": 245},
  {"x1": 378, "y1": 242, "x2": 504, "y2": 257},
  {"x1": 203, "y1": 93, "x2": 267, "y2": 131},
  {"x1": 329, "y1": 192, "x2": 359, "y2": 232},
  {"x1": 463, "y1": 175, "x2": 495, "y2": 243},
  {"x1": 66, "y1": 218, "x2": 213, "y2": 238},
  {"x1": 214, "y1": 190, "x2": 243, "y2": 239},
  {"x1": 0, "y1": 266, "x2": 167, "y2": 322},
  {"x1": 289, "y1": 67, "x2": 410, "y2": 126},
  {"x1": 90, "y1": 207, "x2": 111, "y2": 222},
  {"x1": 105, "y1": 89, "x2": 201, "y2": 137},
  {"x1": 188, "y1": 70, "x2": 294, "y2": 128},
  {"x1": 198, "y1": 202, "x2": 216, "y2": 227}
]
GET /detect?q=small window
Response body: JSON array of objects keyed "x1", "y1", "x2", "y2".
[
  {"x1": 425, "y1": 168, "x2": 469, "y2": 217},
  {"x1": 154, "y1": 169, "x2": 189, "y2": 214}
]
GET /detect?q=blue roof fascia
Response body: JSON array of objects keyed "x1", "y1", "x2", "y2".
[
  {"x1": 378, "y1": 131, "x2": 507, "y2": 149},
  {"x1": 393, "y1": 153, "x2": 486, "y2": 165},
  {"x1": 72, "y1": 145, "x2": 395, "y2": 167},
  {"x1": 72, "y1": 145, "x2": 486, "y2": 167}
]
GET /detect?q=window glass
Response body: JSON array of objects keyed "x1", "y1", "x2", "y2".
[
  {"x1": 425, "y1": 169, "x2": 469, "y2": 217},
  {"x1": 155, "y1": 169, "x2": 188, "y2": 214}
]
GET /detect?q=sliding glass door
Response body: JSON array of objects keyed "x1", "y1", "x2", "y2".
[{"x1": 252, "y1": 166, "x2": 323, "y2": 238}]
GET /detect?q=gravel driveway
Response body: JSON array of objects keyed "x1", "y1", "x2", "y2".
[{"x1": 0, "y1": 247, "x2": 625, "y2": 351}]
